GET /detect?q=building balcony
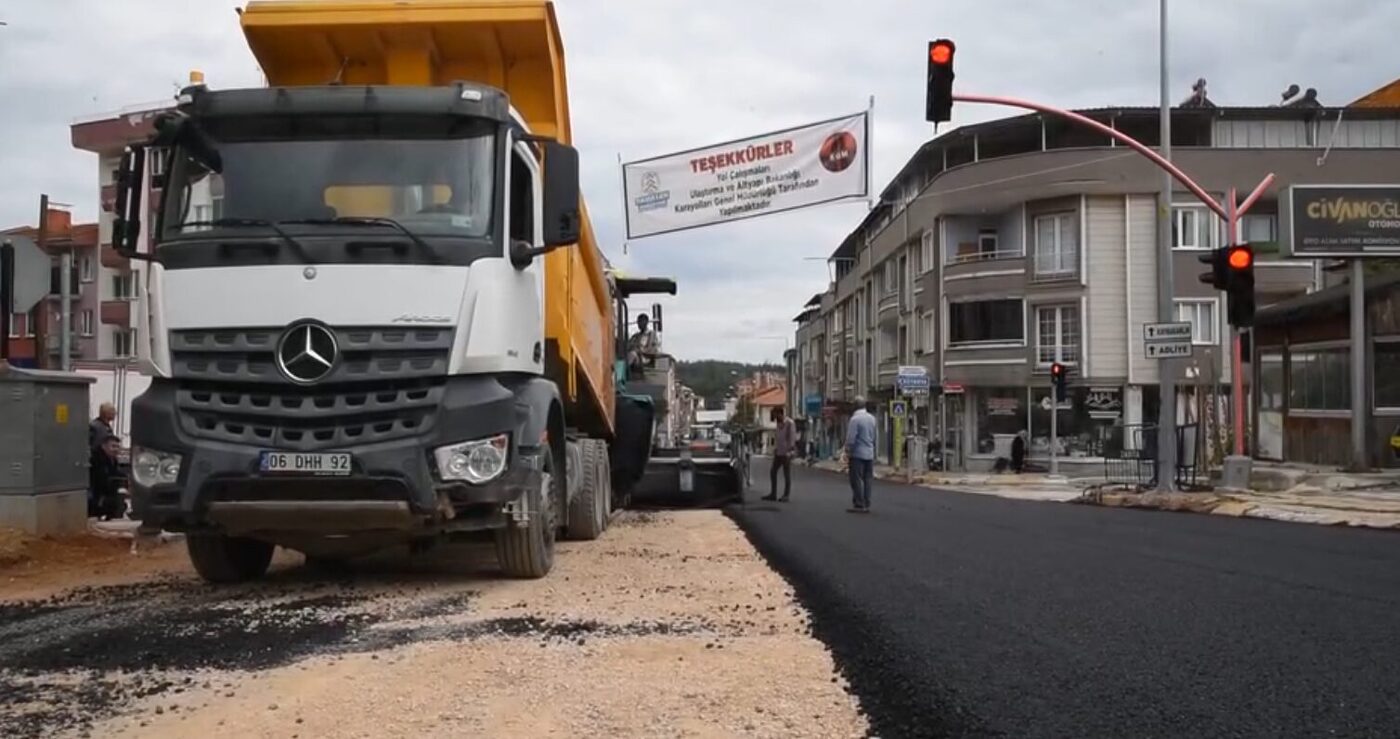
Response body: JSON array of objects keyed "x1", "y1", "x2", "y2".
[
  {"x1": 101, "y1": 299, "x2": 132, "y2": 327},
  {"x1": 100, "y1": 243, "x2": 127, "y2": 269}
]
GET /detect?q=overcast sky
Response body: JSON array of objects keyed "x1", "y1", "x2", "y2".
[{"x1": 1, "y1": 0, "x2": 1395, "y2": 363}]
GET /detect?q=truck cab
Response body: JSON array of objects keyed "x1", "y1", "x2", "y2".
[{"x1": 111, "y1": 1, "x2": 623, "y2": 583}]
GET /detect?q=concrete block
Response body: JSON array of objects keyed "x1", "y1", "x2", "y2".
[
  {"x1": 1221, "y1": 456, "x2": 1254, "y2": 491},
  {"x1": 0, "y1": 490, "x2": 88, "y2": 535}
]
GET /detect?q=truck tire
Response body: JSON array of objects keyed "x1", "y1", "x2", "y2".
[
  {"x1": 496, "y1": 449, "x2": 558, "y2": 578},
  {"x1": 566, "y1": 439, "x2": 610, "y2": 540},
  {"x1": 186, "y1": 533, "x2": 275, "y2": 584}
]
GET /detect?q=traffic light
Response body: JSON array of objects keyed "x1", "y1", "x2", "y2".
[
  {"x1": 1197, "y1": 247, "x2": 1227, "y2": 290},
  {"x1": 1224, "y1": 243, "x2": 1255, "y2": 327},
  {"x1": 1050, "y1": 361, "x2": 1070, "y2": 402},
  {"x1": 926, "y1": 39, "x2": 956, "y2": 124}
]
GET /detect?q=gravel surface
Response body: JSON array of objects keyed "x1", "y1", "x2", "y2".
[
  {"x1": 1, "y1": 511, "x2": 866, "y2": 738},
  {"x1": 732, "y1": 464, "x2": 1400, "y2": 739}
]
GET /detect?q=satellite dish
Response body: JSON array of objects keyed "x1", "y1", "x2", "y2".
[{"x1": 1281, "y1": 83, "x2": 1301, "y2": 104}]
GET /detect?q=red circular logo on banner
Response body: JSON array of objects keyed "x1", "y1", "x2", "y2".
[{"x1": 819, "y1": 131, "x2": 858, "y2": 173}]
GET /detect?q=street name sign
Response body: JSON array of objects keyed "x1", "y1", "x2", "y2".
[{"x1": 896, "y1": 365, "x2": 930, "y2": 395}]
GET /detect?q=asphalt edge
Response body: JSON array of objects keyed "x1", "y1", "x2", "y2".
[{"x1": 724, "y1": 505, "x2": 997, "y2": 739}]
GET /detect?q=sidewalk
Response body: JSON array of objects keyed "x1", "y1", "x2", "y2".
[{"x1": 807, "y1": 459, "x2": 1400, "y2": 530}]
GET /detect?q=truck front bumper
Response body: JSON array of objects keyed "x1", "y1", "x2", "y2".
[{"x1": 128, "y1": 377, "x2": 540, "y2": 534}]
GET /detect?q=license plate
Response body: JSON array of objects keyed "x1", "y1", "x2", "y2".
[
  {"x1": 679, "y1": 468, "x2": 694, "y2": 492},
  {"x1": 259, "y1": 451, "x2": 352, "y2": 476}
]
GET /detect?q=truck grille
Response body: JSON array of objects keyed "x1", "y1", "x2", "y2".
[{"x1": 169, "y1": 326, "x2": 453, "y2": 451}]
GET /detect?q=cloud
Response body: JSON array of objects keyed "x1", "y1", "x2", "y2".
[{"x1": 2, "y1": 0, "x2": 1397, "y2": 364}]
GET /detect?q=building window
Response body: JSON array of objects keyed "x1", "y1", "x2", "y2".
[
  {"x1": 113, "y1": 329, "x2": 139, "y2": 359},
  {"x1": 1174, "y1": 299, "x2": 1219, "y2": 345},
  {"x1": 148, "y1": 146, "x2": 166, "y2": 177},
  {"x1": 1374, "y1": 341, "x2": 1400, "y2": 410},
  {"x1": 973, "y1": 387, "x2": 1025, "y2": 454},
  {"x1": 918, "y1": 311, "x2": 935, "y2": 354},
  {"x1": 7, "y1": 313, "x2": 20, "y2": 339},
  {"x1": 1035, "y1": 305, "x2": 1080, "y2": 365},
  {"x1": 1289, "y1": 347, "x2": 1350, "y2": 412},
  {"x1": 1033, "y1": 213, "x2": 1077, "y2": 276},
  {"x1": 883, "y1": 260, "x2": 897, "y2": 295},
  {"x1": 949, "y1": 299, "x2": 1024, "y2": 346},
  {"x1": 80, "y1": 310, "x2": 94, "y2": 337},
  {"x1": 79, "y1": 255, "x2": 94, "y2": 283},
  {"x1": 1242, "y1": 213, "x2": 1277, "y2": 243},
  {"x1": 1173, "y1": 205, "x2": 1217, "y2": 250},
  {"x1": 1030, "y1": 387, "x2": 1115, "y2": 459},
  {"x1": 920, "y1": 230, "x2": 935, "y2": 273},
  {"x1": 1259, "y1": 352, "x2": 1285, "y2": 411},
  {"x1": 113, "y1": 272, "x2": 139, "y2": 301}
]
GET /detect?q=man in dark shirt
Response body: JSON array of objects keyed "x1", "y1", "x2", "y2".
[{"x1": 89, "y1": 433, "x2": 125, "y2": 520}]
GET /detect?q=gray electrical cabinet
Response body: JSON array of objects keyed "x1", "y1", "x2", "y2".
[{"x1": 0, "y1": 362, "x2": 94, "y2": 534}]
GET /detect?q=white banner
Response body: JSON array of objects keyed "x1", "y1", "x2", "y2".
[{"x1": 622, "y1": 111, "x2": 870, "y2": 240}]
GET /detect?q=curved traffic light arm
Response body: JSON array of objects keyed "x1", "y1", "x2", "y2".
[{"x1": 952, "y1": 93, "x2": 1274, "y2": 221}]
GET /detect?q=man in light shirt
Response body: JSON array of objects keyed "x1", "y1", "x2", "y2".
[
  {"x1": 763, "y1": 406, "x2": 797, "y2": 502},
  {"x1": 845, "y1": 397, "x2": 877, "y2": 513}
]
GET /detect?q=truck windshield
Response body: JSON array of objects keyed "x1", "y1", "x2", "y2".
[{"x1": 162, "y1": 122, "x2": 495, "y2": 243}]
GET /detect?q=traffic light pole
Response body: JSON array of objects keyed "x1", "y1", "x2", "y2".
[
  {"x1": 1226, "y1": 189, "x2": 1246, "y2": 458},
  {"x1": 950, "y1": 93, "x2": 1275, "y2": 485}
]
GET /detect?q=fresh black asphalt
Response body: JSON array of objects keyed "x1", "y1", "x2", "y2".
[{"x1": 731, "y1": 463, "x2": 1400, "y2": 739}]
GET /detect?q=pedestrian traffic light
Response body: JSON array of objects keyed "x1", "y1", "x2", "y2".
[
  {"x1": 1050, "y1": 361, "x2": 1070, "y2": 402},
  {"x1": 1197, "y1": 247, "x2": 1227, "y2": 290},
  {"x1": 1224, "y1": 243, "x2": 1255, "y2": 327},
  {"x1": 925, "y1": 38, "x2": 956, "y2": 124}
]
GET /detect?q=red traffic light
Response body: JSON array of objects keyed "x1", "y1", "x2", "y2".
[
  {"x1": 1227, "y1": 245, "x2": 1252, "y2": 270},
  {"x1": 1050, "y1": 362, "x2": 1064, "y2": 377},
  {"x1": 929, "y1": 41, "x2": 954, "y2": 65}
]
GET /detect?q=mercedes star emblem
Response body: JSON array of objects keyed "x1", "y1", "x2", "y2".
[{"x1": 276, "y1": 322, "x2": 338, "y2": 384}]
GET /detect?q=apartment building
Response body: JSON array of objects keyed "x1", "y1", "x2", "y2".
[
  {"x1": 2, "y1": 209, "x2": 101, "y2": 368},
  {"x1": 67, "y1": 101, "x2": 172, "y2": 367},
  {"x1": 796, "y1": 95, "x2": 1400, "y2": 473}
]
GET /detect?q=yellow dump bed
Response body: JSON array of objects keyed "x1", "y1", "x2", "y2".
[{"x1": 240, "y1": 0, "x2": 617, "y2": 435}]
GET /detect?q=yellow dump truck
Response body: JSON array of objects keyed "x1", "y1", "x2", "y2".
[{"x1": 110, "y1": 0, "x2": 653, "y2": 582}]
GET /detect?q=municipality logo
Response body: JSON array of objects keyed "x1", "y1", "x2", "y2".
[{"x1": 634, "y1": 171, "x2": 671, "y2": 212}]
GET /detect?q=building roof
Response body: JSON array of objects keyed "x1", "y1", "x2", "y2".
[
  {"x1": 751, "y1": 385, "x2": 786, "y2": 407},
  {"x1": 1351, "y1": 78, "x2": 1400, "y2": 108},
  {"x1": 1254, "y1": 272, "x2": 1400, "y2": 327}
]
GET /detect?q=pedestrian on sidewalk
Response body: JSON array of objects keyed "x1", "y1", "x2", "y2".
[
  {"x1": 763, "y1": 407, "x2": 797, "y2": 502},
  {"x1": 846, "y1": 397, "x2": 877, "y2": 513}
]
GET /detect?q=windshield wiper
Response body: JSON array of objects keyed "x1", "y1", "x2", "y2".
[
  {"x1": 181, "y1": 218, "x2": 312, "y2": 264},
  {"x1": 281, "y1": 217, "x2": 444, "y2": 264}
]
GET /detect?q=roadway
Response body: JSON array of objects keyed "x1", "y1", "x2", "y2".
[{"x1": 731, "y1": 462, "x2": 1400, "y2": 738}]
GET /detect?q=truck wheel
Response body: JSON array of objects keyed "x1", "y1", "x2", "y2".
[
  {"x1": 186, "y1": 533, "x2": 274, "y2": 584},
  {"x1": 566, "y1": 439, "x2": 610, "y2": 540},
  {"x1": 496, "y1": 449, "x2": 558, "y2": 578}
]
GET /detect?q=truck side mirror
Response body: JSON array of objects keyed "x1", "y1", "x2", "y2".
[
  {"x1": 111, "y1": 147, "x2": 149, "y2": 261},
  {"x1": 541, "y1": 141, "x2": 581, "y2": 247}
]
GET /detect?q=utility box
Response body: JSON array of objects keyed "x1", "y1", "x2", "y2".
[
  {"x1": 907, "y1": 436, "x2": 929, "y2": 474},
  {"x1": 0, "y1": 361, "x2": 94, "y2": 534}
]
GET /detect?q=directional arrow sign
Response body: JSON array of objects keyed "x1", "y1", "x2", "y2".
[
  {"x1": 1144, "y1": 322, "x2": 1193, "y2": 342},
  {"x1": 4, "y1": 236, "x2": 51, "y2": 314},
  {"x1": 1145, "y1": 341, "x2": 1193, "y2": 359}
]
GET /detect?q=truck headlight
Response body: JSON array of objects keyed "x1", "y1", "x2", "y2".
[
  {"x1": 131, "y1": 447, "x2": 182, "y2": 487},
  {"x1": 434, "y1": 434, "x2": 509, "y2": 485}
]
